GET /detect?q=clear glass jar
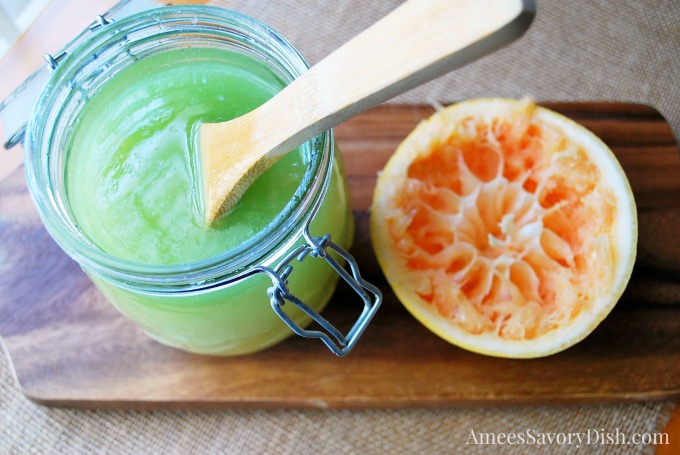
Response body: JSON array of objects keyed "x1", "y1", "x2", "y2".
[{"x1": 22, "y1": 5, "x2": 380, "y2": 356}]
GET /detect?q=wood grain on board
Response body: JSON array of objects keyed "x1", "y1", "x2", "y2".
[{"x1": 0, "y1": 102, "x2": 679, "y2": 409}]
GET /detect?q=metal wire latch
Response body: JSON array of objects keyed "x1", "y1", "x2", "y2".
[
  {"x1": 1, "y1": 0, "x2": 157, "y2": 149},
  {"x1": 262, "y1": 230, "x2": 381, "y2": 356}
]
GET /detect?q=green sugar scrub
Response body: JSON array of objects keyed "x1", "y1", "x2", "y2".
[
  {"x1": 67, "y1": 48, "x2": 308, "y2": 265},
  {"x1": 57, "y1": 41, "x2": 352, "y2": 355}
]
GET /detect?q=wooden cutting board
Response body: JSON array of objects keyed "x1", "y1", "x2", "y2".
[{"x1": 1, "y1": 102, "x2": 679, "y2": 409}]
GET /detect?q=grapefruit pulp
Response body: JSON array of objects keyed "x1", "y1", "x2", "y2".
[{"x1": 370, "y1": 98, "x2": 637, "y2": 358}]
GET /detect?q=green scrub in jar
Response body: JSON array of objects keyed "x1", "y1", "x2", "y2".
[
  {"x1": 61, "y1": 35, "x2": 353, "y2": 354},
  {"x1": 67, "y1": 48, "x2": 309, "y2": 264},
  {"x1": 23, "y1": 7, "x2": 378, "y2": 357}
]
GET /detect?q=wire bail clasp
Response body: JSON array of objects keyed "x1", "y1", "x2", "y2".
[
  {"x1": 264, "y1": 229, "x2": 381, "y2": 356},
  {"x1": 2, "y1": 0, "x2": 151, "y2": 150}
]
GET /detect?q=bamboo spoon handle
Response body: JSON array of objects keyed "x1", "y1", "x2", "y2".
[{"x1": 200, "y1": 0, "x2": 535, "y2": 223}]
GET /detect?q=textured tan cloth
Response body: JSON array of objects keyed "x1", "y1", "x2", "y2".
[{"x1": 1, "y1": 0, "x2": 678, "y2": 453}]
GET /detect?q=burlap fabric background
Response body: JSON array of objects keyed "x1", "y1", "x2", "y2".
[{"x1": 1, "y1": 0, "x2": 678, "y2": 453}]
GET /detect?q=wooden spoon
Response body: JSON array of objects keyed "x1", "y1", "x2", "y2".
[{"x1": 199, "y1": 0, "x2": 535, "y2": 224}]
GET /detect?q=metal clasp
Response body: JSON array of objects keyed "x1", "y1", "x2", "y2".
[
  {"x1": 262, "y1": 228, "x2": 381, "y2": 356},
  {"x1": 1, "y1": 0, "x2": 158, "y2": 150},
  {"x1": 43, "y1": 52, "x2": 67, "y2": 73},
  {"x1": 89, "y1": 14, "x2": 113, "y2": 31},
  {"x1": 43, "y1": 14, "x2": 113, "y2": 74}
]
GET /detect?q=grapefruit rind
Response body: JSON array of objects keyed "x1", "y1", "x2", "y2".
[{"x1": 370, "y1": 98, "x2": 637, "y2": 358}]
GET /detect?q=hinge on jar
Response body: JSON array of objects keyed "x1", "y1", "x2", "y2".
[
  {"x1": 43, "y1": 15, "x2": 113, "y2": 75},
  {"x1": 0, "y1": 0, "x2": 159, "y2": 150},
  {"x1": 43, "y1": 52, "x2": 67, "y2": 74},
  {"x1": 42, "y1": 15, "x2": 115, "y2": 76},
  {"x1": 260, "y1": 228, "x2": 382, "y2": 356},
  {"x1": 89, "y1": 14, "x2": 113, "y2": 31}
]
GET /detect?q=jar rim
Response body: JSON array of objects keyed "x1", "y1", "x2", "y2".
[{"x1": 24, "y1": 5, "x2": 333, "y2": 290}]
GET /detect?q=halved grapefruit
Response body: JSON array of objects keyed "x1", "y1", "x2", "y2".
[{"x1": 371, "y1": 98, "x2": 637, "y2": 358}]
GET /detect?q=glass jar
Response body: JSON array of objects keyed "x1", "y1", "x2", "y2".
[{"x1": 17, "y1": 4, "x2": 381, "y2": 356}]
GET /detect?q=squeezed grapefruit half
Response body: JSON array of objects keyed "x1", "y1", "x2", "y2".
[{"x1": 370, "y1": 98, "x2": 637, "y2": 358}]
